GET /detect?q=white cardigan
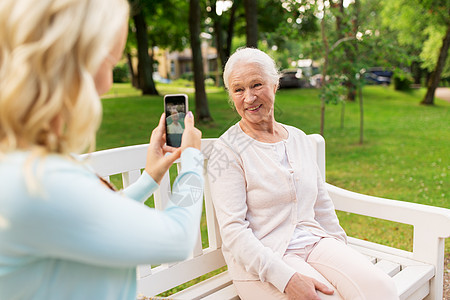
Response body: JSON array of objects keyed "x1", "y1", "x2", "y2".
[{"x1": 208, "y1": 123, "x2": 347, "y2": 293}]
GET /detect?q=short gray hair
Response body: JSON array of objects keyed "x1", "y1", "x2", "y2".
[{"x1": 223, "y1": 47, "x2": 280, "y2": 90}]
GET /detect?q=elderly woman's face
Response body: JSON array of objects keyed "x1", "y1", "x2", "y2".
[{"x1": 228, "y1": 63, "x2": 277, "y2": 125}]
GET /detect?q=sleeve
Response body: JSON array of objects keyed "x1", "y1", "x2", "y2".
[
  {"x1": 16, "y1": 148, "x2": 204, "y2": 267},
  {"x1": 313, "y1": 164, "x2": 348, "y2": 243},
  {"x1": 122, "y1": 171, "x2": 158, "y2": 202},
  {"x1": 208, "y1": 140, "x2": 296, "y2": 293}
]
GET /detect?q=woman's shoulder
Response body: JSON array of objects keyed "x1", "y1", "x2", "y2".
[
  {"x1": 207, "y1": 123, "x2": 246, "y2": 160},
  {"x1": 0, "y1": 152, "x2": 98, "y2": 210},
  {"x1": 282, "y1": 123, "x2": 308, "y2": 138},
  {"x1": 218, "y1": 123, "x2": 240, "y2": 139},
  {"x1": 215, "y1": 123, "x2": 245, "y2": 149},
  {"x1": 0, "y1": 151, "x2": 95, "y2": 180}
]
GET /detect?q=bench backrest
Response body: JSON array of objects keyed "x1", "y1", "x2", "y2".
[{"x1": 84, "y1": 135, "x2": 325, "y2": 296}]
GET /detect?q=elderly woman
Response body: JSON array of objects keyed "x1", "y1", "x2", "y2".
[{"x1": 208, "y1": 48, "x2": 398, "y2": 300}]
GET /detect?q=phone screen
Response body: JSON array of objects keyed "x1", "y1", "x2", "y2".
[{"x1": 164, "y1": 94, "x2": 188, "y2": 147}]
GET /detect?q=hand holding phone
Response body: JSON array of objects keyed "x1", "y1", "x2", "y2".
[
  {"x1": 164, "y1": 94, "x2": 188, "y2": 147},
  {"x1": 144, "y1": 110, "x2": 201, "y2": 184}
]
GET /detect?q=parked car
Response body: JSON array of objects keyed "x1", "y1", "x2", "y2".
[
  {"x1": 279, "y1": 69, "x2": 308, "y2": 89},
  {"x1": 364, "y1": 68, "x2": 393, "y2": 85}
]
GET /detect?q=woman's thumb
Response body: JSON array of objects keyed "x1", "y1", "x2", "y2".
[
  {"x1": 184, "y1": 111, "x2": 194, "y2": 128},
  {"x1": 314, "y1": 279, "x2": 334, "y2": 295},
  {"x1": 162, "y1": 148, "x2": 182, "y2": 168}
]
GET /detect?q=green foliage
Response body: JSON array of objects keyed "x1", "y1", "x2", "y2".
[
  {"x1": 381, "y1": 0, "x2": 450, "y2": 78},
  {"x1": 420, "y1": 25, "x2": 450, "y2": 77},
  {"x1": 320, "y1": 76, "x2": 346, "y2": 105},
  {"x1": 180, "y1": 72, "x2": 194, "y2": 81},
  {"x1": 128, "y1": 0, "x2": 189, "y2": 51},
  {"x1": 393, "y1": 70, "x2": 413, "y2": 91},
  {"x1": 113, "y1": 63, "x2": 130, "y2": 83}
]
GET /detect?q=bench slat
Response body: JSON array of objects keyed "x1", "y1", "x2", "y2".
[
  {"x1": 137, "y1": 249, "x2": 226, "y2": 296},
  {"x1": 171, "y1": 271, "x2": 233, "y2": 299},
  {"x1": 375, "y1": 259, "x2": 401, "y2": 277},
  {"x1": 201, "y1": 284, "x2": 240, "y2": 300}
]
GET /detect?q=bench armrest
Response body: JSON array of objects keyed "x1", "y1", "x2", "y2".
[
  {"x1": 326, "y1": 182, "x2": 449, "y2": 269},
  {"x1": 327, "y1": 183, "x2": 450, "y2": 239}
]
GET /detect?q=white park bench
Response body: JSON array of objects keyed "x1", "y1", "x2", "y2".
[{"x1": 84, "y1": 135, "x2": 450, "y2": 300}]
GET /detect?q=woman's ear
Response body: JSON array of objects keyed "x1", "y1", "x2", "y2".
[{"x1": 50, "y1": 114, "x2": 64, "y2": 136}]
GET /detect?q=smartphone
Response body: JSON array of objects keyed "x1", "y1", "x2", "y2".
[{"x1": 164, "y1": 94, "x2": 188, "y2": 147}]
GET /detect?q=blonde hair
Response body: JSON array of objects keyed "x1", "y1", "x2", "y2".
[{"x1": 0, "y1": 0, "x2": 129, "y2": 156}]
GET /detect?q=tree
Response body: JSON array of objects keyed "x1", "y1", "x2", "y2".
[
  {"x1": 420, "y1": 0, "x2": 450, "y2": 105},
  {"x1": 319, "y1": 10, "x2": 329, "y2": 137},
  {"x1": 189, "y1": 0, "x2": 213, "y2": 121},
  {"x1": 130, "y1": 2, "x2": 159, "y2": 95},
  {"x1": 332, "y1": 0, "x2": 358, "y2": 101},
  {"x1": 244, "y1": 0, "x2": 258, "y2": 47},
  {"x1": 128, "y1": 0, "x2": 191, "y2": 94},
  {"x1": 381, "y1": 0, "x2": 450, "y2": 105},
  {"x1": 133, "y1": 12, "x2": 158, "y2": 95},
  {"x1": 422, "y1": 23, "x2": 450, "y2": 105},
  {"x1": 208, "y1": 0, "x2": 242, "y2": 72}
]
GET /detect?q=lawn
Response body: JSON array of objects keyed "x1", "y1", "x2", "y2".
[{"x1": 97, "y1": 82, "x2": 449, "y2": 295}]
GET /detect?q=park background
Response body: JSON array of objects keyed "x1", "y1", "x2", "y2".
[{"x1": 100, "y1": 0, "x2": 449, "y2": 296}]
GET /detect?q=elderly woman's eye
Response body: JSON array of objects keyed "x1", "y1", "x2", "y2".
[
  {"x1": 254, "y1": 83, "x2": 262, "y2": 88},
  {"x1": 235, "y1": 88, "x2": 244, "y2": 93}
]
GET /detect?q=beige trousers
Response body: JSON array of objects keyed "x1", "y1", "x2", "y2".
[{"x1": 233, "y1": 238, "x2": 398, "y2": 300}]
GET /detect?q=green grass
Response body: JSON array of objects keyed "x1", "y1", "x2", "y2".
[{"x1": 97, "y1": 83, "x2": 449, "y2": 296}]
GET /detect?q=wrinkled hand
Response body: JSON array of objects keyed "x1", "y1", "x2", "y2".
[
  {"x1": 145, "y1": 112, "x2": 201, "y2": 184},
  {"x1": 285, "y1": 273, "x2": 334, "y2": 300}
]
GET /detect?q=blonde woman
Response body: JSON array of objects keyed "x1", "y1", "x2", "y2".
[{"x1": 0, "y1": 0, "x2": 203, "y2": 299}]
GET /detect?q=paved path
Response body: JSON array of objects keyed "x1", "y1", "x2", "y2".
[{"x1": 435, "y1": 87, "x2": 450, "y2": 102}]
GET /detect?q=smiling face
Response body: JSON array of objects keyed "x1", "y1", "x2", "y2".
[{"x1": 228, "y1": 62, "x2": 278, "y2": 128}]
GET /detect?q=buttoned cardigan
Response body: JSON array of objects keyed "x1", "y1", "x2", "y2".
[{"x1": 208, "y1": 123, "x2": 347, "y2": 293}]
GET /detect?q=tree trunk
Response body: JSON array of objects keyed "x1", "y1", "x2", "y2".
[
  {"x1": 422, "y1": 23, "x2": 450, "y2": 105},
  {"x1": 355, "y1": 0, "x2": 363, "y2": 144},
  {"x1": 210, "y1": 1, "x2": 226, "y2": 86},
  {"x1": 189, "y1": 0, "x2": 212, "y2": 122},
  {"x1": 225, "y1": 0, "x2": 240, "y2": 60},
  {"x1": 133, "y1": 12, "x2": 158, "y2": 95},
  {"x1": 359, "y1": 83, "x2": 364, "y2": 144},
  {"x1": 346, "y1": 0, "x2": 358, "y2": 101},
  {"x1": 334, "y1": 0, "x2": 357, "y2": 101},
  {"x1": 244, "y1": 0, "x2": 258, "y2": 48},
  {"x1": 224, "y1": 0, "x2": 240, "y2": 61},
  {"x1": 126, "y1": 52, "x2": 139, "y2": 88},
  {"x1": 320, "y1": 17, "x2": 329, "y2": 137},
  {"x1": 411, "y1": 61, "x2": 423, "y2": 85},
  {"x1": 211, "y1": 2, "x2": 226, "y2": 72}
]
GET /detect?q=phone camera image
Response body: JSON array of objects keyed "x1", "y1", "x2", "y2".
[{"x1": 164, "y1": 94, "x2": 188, "y2": 147}]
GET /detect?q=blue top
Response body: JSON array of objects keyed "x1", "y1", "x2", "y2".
[{"x1": 0, "y1": 148, "x2": 204, "y2": 300}]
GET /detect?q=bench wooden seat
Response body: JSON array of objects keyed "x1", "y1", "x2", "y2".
[{"x1": 83, "y1": 135, "x2": 450, "y2": 300}]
